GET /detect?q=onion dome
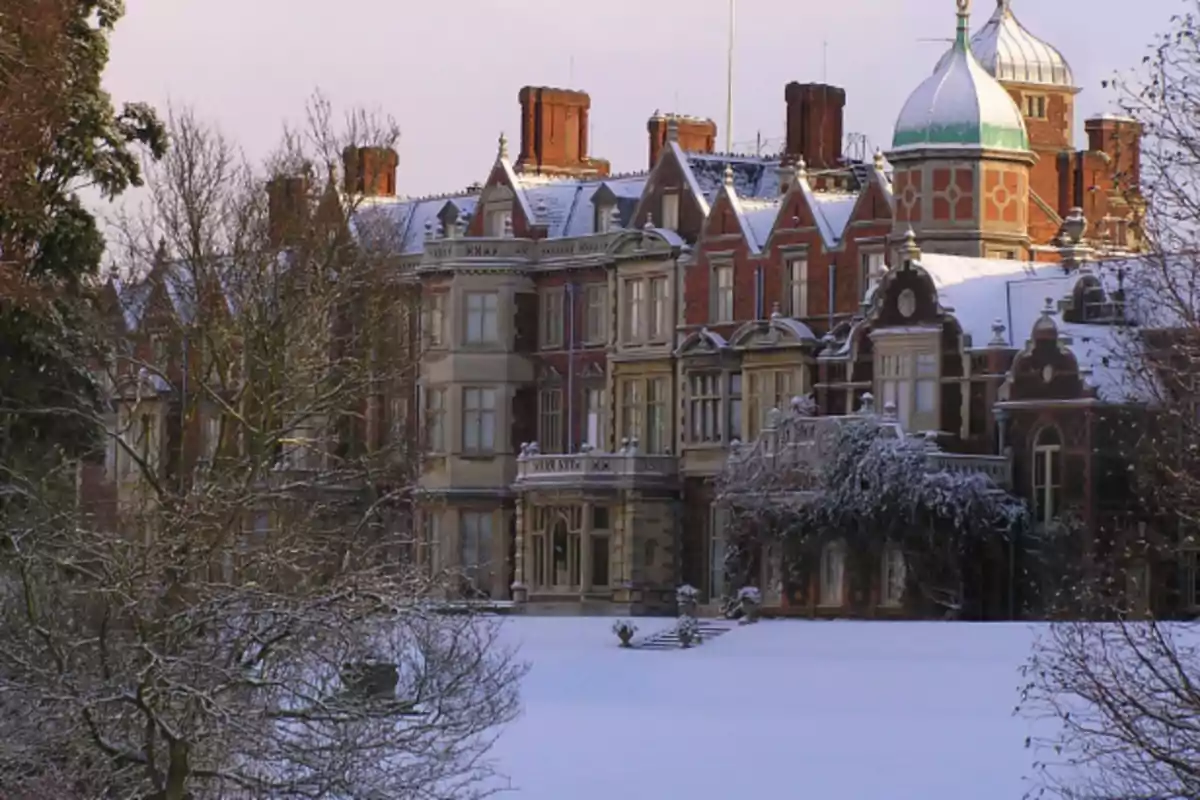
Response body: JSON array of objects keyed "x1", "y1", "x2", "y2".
[
  {"x1": 939, "y1": 0, "x2": 1074, "y2": 88},
  {"x1": 892, "y1": 0, "x2": 1029, "y2": 152}
]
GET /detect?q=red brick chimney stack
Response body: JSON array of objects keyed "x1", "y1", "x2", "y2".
[
  {"x1": 1084, "y1": 116, "x2": 1142, "y2": 190},
  {"x1": 647, "y1": 112, "x2": 718, "y2": 169},
  {"x1": 784, "y1": 82, "x2": 846, "y2": 170},
  {"x1": 515, "y1": 86, "x2": 611, "y2": 178},
  {"x1": 342, "y1": 146, "x2": 399, "y2": 197}
]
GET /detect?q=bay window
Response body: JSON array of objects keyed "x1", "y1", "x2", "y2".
[
  {"x1": 462, "y1": 387, "x2": 497, "y2": 454},
  {"x1": 1033, "y1": 427, "x2": 1063, "y2": 527},
  {"x1": 649, "y1": 277, "x2": 670, "y2": 340},
  {"x1": 464, "y1": 292, "x2": 499, "y2": 344},
  {"x1": 618, "y1": 377, "x2": 669, "y2": 453},
  {"x1": 748, "y1": 369, "x2": 794, "y2": 439},
  {"x1": 688, "y1": 372, "x2": 721, "y2": 444},
  {"x1": 876, "y1": 348, "x2": 939, "y2": 431},
  {"x1": 538, "y1": 388, "x2": 563, "y2": 453}
]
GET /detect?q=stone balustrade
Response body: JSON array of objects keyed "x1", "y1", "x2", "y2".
[
  {"x1": 514, "y1": 440, "x2": 679, "y2": 489},
  {"x1": 420, "y1": 233, "x2": 619, "y2": 270}
]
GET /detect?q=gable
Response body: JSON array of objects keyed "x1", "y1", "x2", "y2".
[{"x1": 847, "y1": 174, "x2": 894, "y2": 226}]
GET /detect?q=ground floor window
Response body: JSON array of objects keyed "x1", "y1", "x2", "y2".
[
  {"x1": 530, "y1": 506, "x2": 583, "y2": 589},
  {"x1": 591, "y1": 536, "x2": 610, "y2": 587},
  {"x1": 881, "y1": 544, "x2": 906, "y2": 607},
  {"x1": 709, "y1": 506, "x2": 729, "y2": 601},
  {"x1": 820, "y1": 541, "x2": 846, "y2": 607},
  {"x1": 460, "y1": 512, "x2": 493, "y2": 577},
  {"x1": 1181, "y1": 549, "x2": 1199, "y2": 611}
]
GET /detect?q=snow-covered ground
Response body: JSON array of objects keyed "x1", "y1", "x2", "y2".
[{"x1": 491, "y1": 617, "x2": 1042, "y2": 799}]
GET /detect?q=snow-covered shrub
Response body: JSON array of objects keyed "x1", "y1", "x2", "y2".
[
  {"x1": 737, "y1": 586, "x2": 763, "y2": 623},
  {"x1": 715, "y1": 410, "x2": 1030, "y2": 619},
  {"x1": 675, "y1": 584, "x2": 700, "y2": 617},
  {"x1": 675, "y1": 615, "x2": 701, "y2": 648},
  {"x1": 612, "y1": 619, "x2": 637, "y2": 647}
]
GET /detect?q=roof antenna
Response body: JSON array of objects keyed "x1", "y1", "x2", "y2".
[{"x1": 725, "y1": 0, "x2": 736, "y2": 154}]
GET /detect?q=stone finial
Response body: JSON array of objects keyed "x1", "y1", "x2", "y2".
[
  {"x1": 989, "y1": 317, "x2": 1008, "y2": 347},
  {"x1": 666, "y1": 117, "x2": 680, "y2": 143},
  {"x1": 1061, "y1": 207, "x2": 1087, "y2": 246},
  {"x1": 580, "y1": 442, "x2": 594, "y2": 454},
  {"x1": 901, "y1": 227, "x2": 922, "y2": 264},
  {"x1": 643, "y1": 214, "x2": 655, "y2": 231},
  {"x1": 620, "y1": 436, "x2": 630, "y2": 454},
  {"x1": 723, "y1": 163, "x2": 735, "y2": 187},
  {"x1": 498, "y1": 131, "x2": 509, "y2": 160},
  {"x1": 771, "y1": 301, "x2": 782, "y2": 320},
  {"x1": 859, "y1": 392, "x2": 876, "y2": 415},
  {"x1": 424, "y1": 218, "x2": 434, "y2": 240},
  {"x1": 629, "y1": 437, "x2": 640, "y2": 454},
  {"x1": 873, "y1": 148, "x2": 886, "y2": 170},
  {"x1": 795, "y1": 156, "x2": 808, "y2": 181},
  {"x1": 503, "y1": 215, "x2": 513, "y2": 237},
  {"x1": 883, "y1": 400, "x2": 899, "y2": 421},
  {"x1": 766, "y1": 407, "x2": 782, "y2": 429}
]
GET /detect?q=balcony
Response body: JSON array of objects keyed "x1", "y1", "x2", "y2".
[
  {"x1": 928, "y1": 452, "x2": 1012, "y2": 489},
  {"x1": 514, "y1": 441, "x2": 679, "y2": 491}
]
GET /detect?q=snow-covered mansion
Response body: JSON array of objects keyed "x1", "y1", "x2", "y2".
[{"x1": 90, "y1": 0, "x2": 1169, "y2": 618}]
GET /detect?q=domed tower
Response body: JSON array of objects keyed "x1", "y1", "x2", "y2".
[
  {"x1": 888, "y1": 0, "x2": 1035, "y2": 259},
  {"x1": 954, "y1": 0, "x2": 1077, "y2": 152}
]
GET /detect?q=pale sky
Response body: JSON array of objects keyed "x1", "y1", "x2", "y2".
[{"x1": 103, "y1": 0, "x2": 1178, "y2": 199}]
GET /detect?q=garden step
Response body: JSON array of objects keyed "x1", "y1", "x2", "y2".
[{"x1": 632, "y1": 621, "x2": 736, "y2": 650}]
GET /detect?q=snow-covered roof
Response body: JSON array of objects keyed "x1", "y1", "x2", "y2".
[
  {"x1": 517, "y1": 172, "x2": 648, "y2": 238},
  {"x1": 352, "y1": 193, "x2": 480, "y2": 255},
  {"x1": 942, "y1": 0, "x2": 1074, "y2": 89},
  {"x1": 686, "y1": 153, "x2": 785, "y2": 202},
  {"x1": 893, "y1": 5, "x2": 1029, "y2": 152},
  {"x1": 917, "y1": 253, "x2": 1144, "y2": 402}
]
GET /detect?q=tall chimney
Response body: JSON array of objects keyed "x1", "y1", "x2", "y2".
[
  {"x1": 647, "y1": 112, "x2": 718, "y2": 170},
  {"x1": 342, "y1": 146, "x2": 399, "y2": 197},
  {"x1": 1084, "y1": 116, "x2": 1142, "y2": 191},
  {"x1": 515, "y1": 86, "x2": 610, "y2": 178},
  {"x1": 784, "y1": 82, "x2": 846, "y2": 171}
]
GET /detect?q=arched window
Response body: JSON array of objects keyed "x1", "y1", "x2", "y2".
[
  {"x1": 820, "y1": 541, "x2": 846, "y2": 607},
  {"x1": 1033, "y1": 427, "x2": 1063, "y2": 526}
]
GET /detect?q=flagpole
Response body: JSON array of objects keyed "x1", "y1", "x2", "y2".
[{"x1": 725, "y1": 0, "x2": 735, "y2": 153}]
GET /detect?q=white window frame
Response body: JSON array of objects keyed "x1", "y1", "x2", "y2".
[
  {"x1": 460, "y1": 511, "x2": 493, "y2": 574},
  {"x1": 877, "y1": 350, "x2": 938, "y2": 431},
  {"x1": 1033, "y1": 427, "x2": 1063, "y2": 527},
  {"x1": 687, "y1": 372, "x2": 722, "y2": 444},
  {"x1": 713, "y1": 264, "x2": 734, "y2": 323},
  {"x1": 485, "y1": 206, "x2": 512, "y2": 237},
  {"x1": 423, "y1": 291, "x2": 447, "y2": 347},
  {"x1": 661, "y1": 192, "x2": 680, "y2": 230},
  {"x1": 540, "y1": 288, "x2": 565, "y2": 349},
  {"x1": 584, "y1": 283, "x2": 608, "y2": 344},
  {"x1": 881, "y1": 544, "x2": 906, "y2": 608},
  {"x1": 585, "y1": 386, "x2": 606, "y2": 450},
  {"x1": 538, "y1": 387, "x2": 563, "y2": 453},
  {"x1": 464, "y1": 292, "x2": 499, "y2": 345},
  {"x1": 649, "y1": 276, "x2": 670, "y2": 341},
  {"x1": 860, "y1": 250, "x2": 885, "y2": 299},
  {"x1": 784, "y1": 256, "x2": 808, "y2": 317},
  {"x1": 624, "y1": 279, "x2": 645, "y2": 343},
  {"x1": 462, "y1": 387, "x2": 497, "y2": 454},
  {"x1": 424, "y1": 387, "x2": 446, "y2": 453}
]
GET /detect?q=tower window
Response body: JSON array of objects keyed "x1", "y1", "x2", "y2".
[{"x1": 1024, "y1": 95, "x2": 1047, "y2": 120}]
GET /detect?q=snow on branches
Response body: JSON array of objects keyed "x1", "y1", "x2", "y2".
[{"x1": 714, "y1": 399, "x2": 1029, "y2": 617}]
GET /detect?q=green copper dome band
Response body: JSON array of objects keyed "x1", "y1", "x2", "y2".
[{"x1": 892, "y1": 121, "x2": 1029, "y2": 150}]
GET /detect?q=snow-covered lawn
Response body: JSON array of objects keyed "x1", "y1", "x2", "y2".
[{"x1": 492, "y1": 617, "x2": 1042, "y2": 799}]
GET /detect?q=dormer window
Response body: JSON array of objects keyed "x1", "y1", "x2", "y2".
[
  {"x1": 485, "y1": 205, "x2": 512, "y2": 237},
  {"x1": 661, "y1": 192, "x2": 680, "y2": 231}
]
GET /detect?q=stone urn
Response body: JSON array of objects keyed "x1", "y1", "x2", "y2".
[
  {"x1": 738, "y1": 586, "x2": 762, "y2": 623},
  {"x1": 612, "y1": 620, "x2": 637, "y2": 648},
  {"x1": 676, "y1": 584, "x2": 700, "y2": 618}
]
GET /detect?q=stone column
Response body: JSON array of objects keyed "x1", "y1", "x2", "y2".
[
  {"x1": 511, "y1": 498, "x2": 528, "y2": 603},
  {"x1": 579, "y1": 500, "x2": 592, "y2": 598}
]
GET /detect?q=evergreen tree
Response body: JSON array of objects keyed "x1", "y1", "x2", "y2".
[{"x1": 0, "y1": 0, "x2": 166, "y2": 464}]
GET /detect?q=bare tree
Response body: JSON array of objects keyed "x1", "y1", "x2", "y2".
[
  {"x1": 1018, "y1": 6, "x2": 1200, "y2": 797},
  {"x1": 0, "y1": 101, "x2": 525, "y2": 800}
]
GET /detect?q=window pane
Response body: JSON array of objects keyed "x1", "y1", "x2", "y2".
[
  {"x1": 591, "y1": 536, "x2": 610, "y2": 586},
  {"x1": 916, "y1": 379, "x2": 937, "y2": 414}
]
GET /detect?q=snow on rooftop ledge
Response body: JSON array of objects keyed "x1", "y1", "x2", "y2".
[{"x1": 489, "y1": 616, "x2": 1044, "y2": 799}]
